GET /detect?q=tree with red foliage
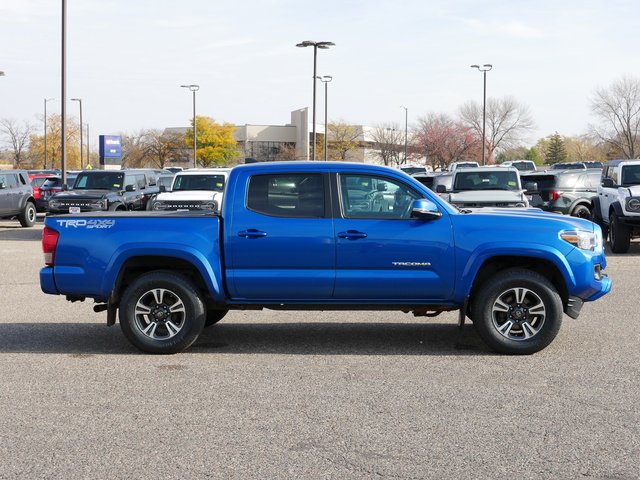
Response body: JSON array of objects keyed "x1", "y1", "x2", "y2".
[{"x1": 412, "y1": 113, "x2": 481, "y2": 171}]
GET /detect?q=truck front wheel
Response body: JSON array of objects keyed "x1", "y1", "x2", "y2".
[
  {"x1": 609, "y1": 213, "x2": 631, "y2": 253},
  {"x1": 471, "y1": 269, "x2": 562, "y2": 355},
  {"x1": 119, "y1": 271, "x2": 206, "y2": 354}
]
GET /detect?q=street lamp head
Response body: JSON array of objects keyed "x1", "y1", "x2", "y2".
[
  {"x1": 0, "y1": 71, "x2": 5, "y2": 76},
  {"x1": 180, "y1": 84, "x2": 200, "y2": 91},
  {"x1": 71, "y1": 98, "x2": 81, "y2": 102},
  {"x1": 471, "y1": 64, "x2": 492, "y2": 72},
  {"x1": 317, "y1": 75, "x2": 333, "y2": 82},
  {"x1": 296, "y1": 41, "x2": 335, "y2": 49}
]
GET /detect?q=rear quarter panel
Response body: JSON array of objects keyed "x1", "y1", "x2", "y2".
[{"x1": 43, "y1": 212, "x2": 223, "y2": 301}]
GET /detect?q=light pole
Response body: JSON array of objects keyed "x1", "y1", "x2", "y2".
[
  {"x1": 400, "y1": 106, "x2": 408, "y2": 164},
  {"x1": 71, "y1": 98, "x2": 83, "y2": 168},
  {"x1": 317, "y1": 75, "x2": 332, "y2": 161},
  {"x1": 44, "y1": 98, "x2": 56, "y2": 169},
  {"x1": 296, "y1": 40, "x2": 335, "y2": 160},
  {"x1": 181, "y1": 84, "x2": 200, "y2": 168},
  {"x1": 470, "y1": 64, "x2": 492, "y2": 166}
]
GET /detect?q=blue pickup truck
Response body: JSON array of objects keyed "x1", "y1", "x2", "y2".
[{"x1": 40, "y1": 162, "x2": 611, "y2": 355}]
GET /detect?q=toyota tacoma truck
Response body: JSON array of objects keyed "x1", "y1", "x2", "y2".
[{"x1": 40, "y1": 162, "x2": 611, "y2": 355}]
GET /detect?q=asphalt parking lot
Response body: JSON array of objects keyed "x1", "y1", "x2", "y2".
[{"x1": 1, "y1": 216, "x2": 638, "y2": 479}]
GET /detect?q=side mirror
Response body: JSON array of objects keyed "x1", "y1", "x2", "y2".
[
  {"x1": 159, "y1": 185, "x2": 166, "y2": 193},
  {"x1": 436, "y1": 184, "x2": 446, "y2": 194},
  {"x1": 602, "y1": 178, "x2": 614, "y2": 188},
  {"x1": 126, "y1": 184, "x2": 136, "y2": 192},
  {"x1": 411, "y1": 199, "x2": 442, "y2": 220},
  {"x1": 0, "y1": 182, "x2": 5, "y2": 190},
  {"x1": 524, "y1": 182, "x2": 537, "y2": 193},
  {"x1": 62, "y1": 184, "x2": 69, "y2": 191}
]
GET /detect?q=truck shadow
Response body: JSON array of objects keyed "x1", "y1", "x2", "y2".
[{"x1": 0, "y1": 322, "x2": 492, "y2": 356}]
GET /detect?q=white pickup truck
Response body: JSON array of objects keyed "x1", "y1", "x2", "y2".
[
  {"x1": 150, "y1": 168, "x2": 230, "y2": 212},
  {"x1": 592, "y1": 159, "x2": 640, "y2": 253}
]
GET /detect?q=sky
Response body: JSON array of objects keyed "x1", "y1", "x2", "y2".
[{"x1": 1, "y1": 0, "x2": 638, "y2": 152}]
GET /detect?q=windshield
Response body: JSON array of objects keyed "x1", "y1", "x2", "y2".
[
  {"x1": 73, "y1": 173, "x2": 124, "y2": 190},
  {"x1": 453, "y1": 171, "x2": 520, "y2": 191},
  {"x1": 173, "y1": 174, "x2": 226, "y2": 191},
  {"x1": 621, "y1": 165, "x2": 640, "y2": 186}
]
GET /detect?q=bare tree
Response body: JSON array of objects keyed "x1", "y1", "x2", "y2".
[
  {"x1": 368, "y1": 123, "x2": 405, "y2": 166},
  {"x1": 458, "y1": 95, "x2": 536, "y2": 162},
  {"x1": 143, "y1": 129, "x2": 188, "y2": 168},
  {"x1": 120, "y1": 130, "x2": 151, "y2": 168},
  {"x1": 0, "y1": 118, "x2": 35, "y2": 167},
  {"x1": 589, "y1": 74, "x2": 640, "y2": 159}
]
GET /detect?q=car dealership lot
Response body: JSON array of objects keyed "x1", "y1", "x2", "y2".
[{"x1": 1, "y1": 217, "x2": 638, "y2": 479}]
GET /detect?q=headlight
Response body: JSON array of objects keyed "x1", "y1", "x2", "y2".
[
  {"x1": 626, "y1": 197, "x2": 640, "y2": 211},
  {"x1": 91, "y1": 200, "x2": 106, "y2": 209},
  {"x1": 559, "y1": 230, "x2": 597, "y2": 251},
  {"x1": 203, "y1": 201, "x2": 218, "y2": 211},
  {"x1": 153, "y1": 202, "x2": 167, "y2": 211}
]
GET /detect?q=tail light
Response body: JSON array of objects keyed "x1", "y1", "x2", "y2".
[
  {"x1": 549, "y1": 190, "x2": 564, "y2": 202},
  {"x1": 42, "y1": 227, "x2": 60, "y2": 266}
]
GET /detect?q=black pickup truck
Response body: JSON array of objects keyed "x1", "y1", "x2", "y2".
[{"x1": 47, "y1": 170, "x2": 159, "y2": 213}]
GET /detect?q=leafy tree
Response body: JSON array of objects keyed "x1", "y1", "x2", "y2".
[
  {"x1": 564, "y1": 135, "x2": 607, "y2": 164},
  {"x1": 589, "y1": 74, "x2": 640, "y2": 159},
  {"x1": 185, "y1": 116, "x2": 241, "y2": 167},
  {"x1": 458, "y1": 95, "x2": 536, "y2": 163},
  {"x1": 545, "y1": 133, "x2": 568, "y2": 164},
  {"x1": 327, "y1": 119, "x2": 361, "y2": 161},
  {"x1": 27, "y1": 114, "x2": 82, "y2": 170},
  {"x1": 524, "y1": 147, "x2": 541, "y2": 164},
  {"x1": 496, "y1": 146, "x2": 542, "y2": 165},
  {"x1": 0, "y1": 118, "x2": 35, "y2": 167},
  {"x1": 412, "y1": 113, "x2": 479, "y2": 171}
]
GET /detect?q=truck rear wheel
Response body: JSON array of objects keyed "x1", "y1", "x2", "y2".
[
  {"x1": 471, "y1": 268, "x2": 562, "y2": 355},
  {"x1": 119, "y1": 270, "x2": 206, "y2": 354},
  {"x1": 609, "y1": 213, "x2": 631, "y2": 253}
]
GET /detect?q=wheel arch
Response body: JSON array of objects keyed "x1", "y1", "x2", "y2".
[
  {"x1": 608, "y1": 201, "x2": 624, "y2": 218},
  {"x1": 105, "y1": 250, "x2": 224, "y2": 311},
  {"x1": 468, "y1": 255, "x2": 569, "y2": 311},
  {"x1": 568, "y1": 199, "x2": 592, "y2": 216}
]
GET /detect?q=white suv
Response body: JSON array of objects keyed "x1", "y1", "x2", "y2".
[
  {"x1": 150, "y1": 168, "x2": 230, "y2": 212},
  {"x1": 592, "y1": 159, "x2": 640, "y2": 253}
]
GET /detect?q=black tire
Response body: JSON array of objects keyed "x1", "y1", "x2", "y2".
[
  {"x1": 205, "y1": 309, "x2": 229, "y2": 327},
  {"x1": 609, "y1": 213, "x2": 631, "y2": 253},
  {"x1": 18, "y1": 201, "x2": 37, "y2": 227},
  {"x1": 471, "y1": 268, "x2": 563, "y2": 355},
  {"x1": 571, "y1": 204, "x2": 591, "y2": 219},
  {"x1": 119, "y1": 270, "x2": 206, "y2": 354}
]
